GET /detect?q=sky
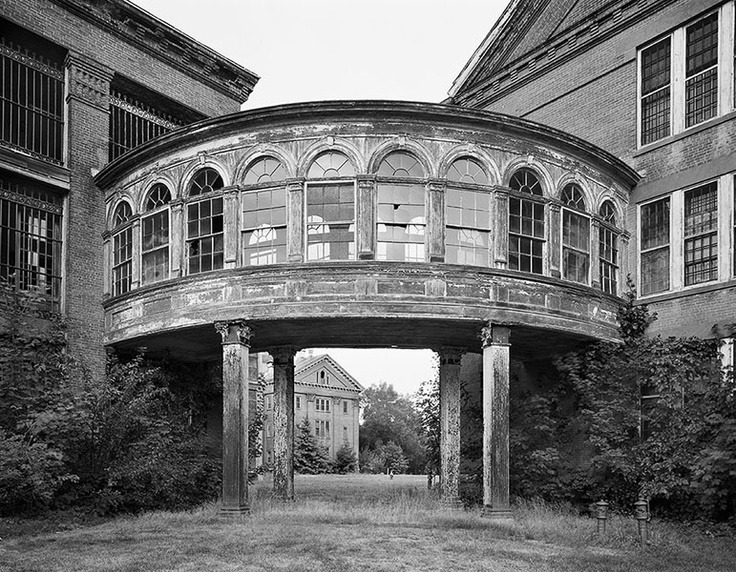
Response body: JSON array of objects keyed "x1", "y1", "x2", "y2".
[{"x1": 131, "y1": 0, "x2": 508, "y2": 394}]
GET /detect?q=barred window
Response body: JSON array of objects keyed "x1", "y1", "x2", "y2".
[
  {"x1": 561, "y1": 184, "x2": 589, "y2": 284},
  {"x1": 141, "y1": 183, "x2": 171, "y2": 285},
  {"x1": 0, "y1": 37, "x2": 64, "y2": 163},
  {"x1": 640, "y1": 198, "x2": 670, "y2": 295},
  {"x1": 0, "y1": 174, "x2": 63, "y2": 309},
  {"x1": 684, "y1": 182, "x2": 718, "y2": 285},
  {"x1": 242, "y1": 158, "x2": 287, "y2": 266},
  {"x1": 685, "y1": 13, "x2": 718, "y2": 128},
  {"x1": 186, "y1": 169, "x2": 224, "y2": 275},
  {"x1": 509, "y1": 169, "x2": 544, "y2": 274},
  {"x1": 112, "y1": 202, "x2": 133, "y2": 297},
  {"x1": 598, "y1": 201, "x2": 618, "y2": 295},
  {"x1": 640, "y1": 38, "x2": 671, "y2": 144}
]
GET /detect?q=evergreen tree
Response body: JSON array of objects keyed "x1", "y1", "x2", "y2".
[
  {"x1": 333, "y1": 441, "x2": 358, "y2": 473},
  {"x1": 293, "y1": 419, "x2": 330, "y2": 474}
]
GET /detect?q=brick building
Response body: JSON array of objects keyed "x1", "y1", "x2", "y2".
[
  {"x1": 449, "y1": 0, "x2": 736, "y2": 347},
  {"x1": 0, "y1": 0, "x2": 258, "y2": 376},
  {"x1": 262, "y1": 354, "x2": 363, "y2": 468}
]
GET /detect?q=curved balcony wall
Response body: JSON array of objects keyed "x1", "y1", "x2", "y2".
[{"x1": 94, "y1": 101, "x2": 638, "y2": 357}]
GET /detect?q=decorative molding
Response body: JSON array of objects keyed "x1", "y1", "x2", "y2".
[
  {"x1": 215, "y1": 320, "x2": 252, "y2": 346},
  {"x1": 480, "y1": 323, "x2": 511, "y2": 348},
  {"x1": 0, "y1": 41, "x2": 63, "y2": 79},
  {"x1": 65, "y1": 52, "x2": 113, "y2": 111},
  {"x1": 270, "y1": 346, "x2": 297, "y2": 364}
]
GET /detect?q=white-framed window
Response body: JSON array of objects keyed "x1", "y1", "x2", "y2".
[
  {"x1": 242, "y1": 157, "x2": 287, "y2": 266},
  {"x1": 508, "y1": 168, "x2": 545, "y2": 274},
  {"x1": 638, "y1": 5, "x2": 734, "y2": 147},
  {"x1": 315, "y1": 419, "x2": 330, "y2": 437},
  {"x1": 343, "y1": 400, "x2": 348, "y2": 414},
  {"x1": 598, "y1": 201, "x2": 619, "y2": 295},
  {"x1": 112, "y1": 201, "x2": 134, "y2": 297},
  {"x1": 561, "y1": 183, "x2": 590, "y2": 285},
  {"x1": 186, "y1": 168, "x2": 224, "y2": 274},
  {"x1": 445, "y1": 157, "x2": 491, "y2": 267},
  {"x1": 141, "y1": 183, "x2": 171, "y2": 285},
  {"x1": 640, "y1": 196, "x2": 671, "y2": 296},
  {"x1": 684, "y1": 182, "x2": 719, "y2": 286},
  {"x1": 316, "y1": 398, "x2": 330, "y2": 412}
]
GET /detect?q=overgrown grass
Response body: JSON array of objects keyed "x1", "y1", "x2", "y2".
[{"x1": 1, "y1": 475, "x2": 734, "y2": 572}]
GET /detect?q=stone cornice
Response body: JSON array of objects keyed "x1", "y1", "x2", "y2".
[
  {"x1": 47, "y1": 0, "x2": 259, "y2": 103},
  {"x1": 451, "y1": 0, "x2": 694, "y2": 109},
  {"x1": 94, "y1": 100, "x2": 640, "y2": 191}
]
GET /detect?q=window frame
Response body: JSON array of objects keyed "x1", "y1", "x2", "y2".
[
  {"x1": 560, "y1": 184, "x2": 590, "y2": 285},
  {"x1": 683, "y1": 180, "x2": 719, "y2": 286},
  {"x1": 508, "y1": 168, "x2": 546, "y2": 275},
  {"x1": 638, "y1": 195, "x2": 672, "y2": 297},
  {"x1": 185, "y1": 168, "x2": 225, "y2": 276},
  {"x1": 140, "y1": 183, "x2": 171, "y2": 286},
  {"x1": 111, "y1": 202, "x2": 134, "y2": 297},
  {"x1": 597, "y1": 201, "x2": 619, "y2": 296}
]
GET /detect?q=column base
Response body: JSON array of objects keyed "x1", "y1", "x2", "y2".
[
  {"x1": 481, "y1": 506, "x2": 513, "y2": 520},
  {"x1": 220, "y1": 505, "x2": 251, "y2": 516},
  {"x1": 441, "y1": 496, "x2": 464, "y2": 509}
]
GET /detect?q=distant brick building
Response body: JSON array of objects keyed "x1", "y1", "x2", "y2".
[
  {"x1": 262, "y1": 354, "x2": 363, "y2": 467},
  {"x1": 449, "y1": 0, "x2": 736, "y2": 348}
]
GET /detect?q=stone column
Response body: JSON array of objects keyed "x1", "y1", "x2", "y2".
[
  {"x1": 426, "y1": 179, "x2": 446, "y2": 262},
  {"x1": 356, "y1": 175, "x2": 376, "y2": 259},
  {"x1": 494, "y1": 189, "x2": 509, "y2": 269},
  {"x1": 270, "y1": 346, "x2": 296, "y2": 501},
  {"x1": 215, "y1": 320, "x2": 252, "y2": 514},
  {"x1": 439, "y1": 347, "x2": 463, "y2": 507},
  {"x1": 223, "y1": 186, "x2": 240, "y2": 269},
  {"x1": 590, "y1": 219, "x2": 601, "y2": 289},
  {"x1": 170, "y1": 199, "x2": 184, "y2": 278},
  {"x1": 480, "y1": 323, "x2": 512, "y2": 519}
]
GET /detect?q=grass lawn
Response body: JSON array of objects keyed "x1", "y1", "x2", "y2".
[{"x1": 1, "y1": 474, "x2": 735, "y2": 572}]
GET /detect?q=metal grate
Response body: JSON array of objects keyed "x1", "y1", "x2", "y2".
[
  {"x1": 0, "y1": 176, "x2": 63, "y2": 310},
  {"x1": 109, "y1": 91, "x2": 184, "y2": 162},
  {"x1": 0, "y1": 38, "x2": 64, "y2": 163}
]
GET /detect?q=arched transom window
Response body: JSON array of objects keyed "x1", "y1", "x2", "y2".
[
  {"x1": 112, "y1": 201, "x2": 133, "y2": 296},
  {"x1": 445, "y1": 157, "x2": 491, "y2": 266},
  {"x1": 598, "y1": 200, "x2": 618, "y2": 295},
  {"x1": 187, "y1": 168, "x2": 224, "y2": 274},
  {"x1": 306, "y1": 152, "x2": 355, "y2": 261},
  {"x1": 508, "y1": 168, "x2": 545, "y2": 274},
  {"x1": 377, "y1": 151, "x2": 426, "y2": 262},
  {"x1": 141, "y1": 183, "x2": 171, "y2": 285},
  {"x1": 561, "y1": 183, "x2": 590, "y2": 284},
  {"x1": 242, "y1": 157, "x2": 287, "y2": 266}
]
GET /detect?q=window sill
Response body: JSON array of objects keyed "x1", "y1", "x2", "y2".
[{"x1": 634, "y1": 110, "x2": 736, "y2": 158}]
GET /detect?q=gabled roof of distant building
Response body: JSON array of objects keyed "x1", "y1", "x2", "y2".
[
  {"x1": 449, "y1": 0, "x2": 654, "y2": 107},
  {"x1": 48, "y1": 0, "x2": 259, "y2": 103},
  {"x1": 294, "y1": 354, "x2": 364, "y2": 394}
]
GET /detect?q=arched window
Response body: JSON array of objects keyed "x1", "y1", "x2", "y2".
[
  {"x1": 377, "y1": 151, "x2": 426, "y2": 262},
  {"x1": 306, "y1": 152, "x2": 355, "y2": 261},
  {"x1": 188, "y1": 167, "x2": 224, "y2": 196},
  {"x1": 243, "y1": 156, "x2": 287, "y2": 185},
  {"x1": 561, "y1": 183, "x2": 590, "y2": 284},
  {"x1": 446, "y1": 158, "x2": 491, "y2": 266},
  {"x1": 187, "y1": 168, "x2": 224, "y2": 274},
  {"x1": 508, "y1": 168, "x2": 545, "y2": 274},
  {"x1": 307, "y1": 151, "x2": 356, "y2": 178},
  {"x1": 447, "y1": 157, "x2": 489, "y2": 185},
  {"x1": 242, "y1": 158, "x2": 287, "y2": 266},
  {"x1": 141, "y1": 183, "x2": 171, "y2": 285},
  {"x1": 112, "y1": 201, "x2": 133, "y2": 296},
  {"x1": 598, "y1": 200, "x2": 618, "y2": 295}
]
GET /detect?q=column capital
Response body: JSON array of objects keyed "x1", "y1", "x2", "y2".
[
  {"x1": 286, "y1": 178, "x2": 306, "y2": 191},
  {"x1": 270, "y1": 345, "x2": 298, "y2": 364},
  {"x1": 426, "y1": 178, "x2": 447, "y2": 192},
  {"x1": 65, "y1": 50, "x2": 113, "y2": 112},
  {"x1": 356, "y1": 174, "x2": 376, "y2": 188},
  {"x1": 438, "y1": 347, "x2": 465, "y2": 365},
  {"x1": 215, "y1": 321, "x2": 253, "y2": 346},
  {"x1": 480, "y1": 323, "x2": 511, "y2": 348}
]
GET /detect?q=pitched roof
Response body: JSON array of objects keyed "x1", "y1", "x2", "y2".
[
  {"x1": 294, "y1": 354, "x2": 364, "y2": 393},
  {"x1": 450, "y1": 0, "x2": 618, "y2": 101}
]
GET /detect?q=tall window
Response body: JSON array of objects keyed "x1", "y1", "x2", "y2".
[
  {"x1": 640, "y1": 197, "x2": 670, "y2": 295},
  {"x1": 598, "y1": 201, "x2": 618, "y2": 295},
  {"x1": 561, "y1": 184, "x2": 589, "y2": 284},
  {"x1": 685, "y1": 13, "x2": 718, "y2": 128},
  {"x1": 242, "y1": 157, "x2": 287, "y2": 266},
  {"x1": 0, "y1": 36, "x2": 64, "y2": 163},
  {"x1": 640, "y1": 38, "x2": 671, "y2": 145},
  {"x1": 112, "y1": 201, "x2": 133, "y2": 297},
  {"x1": 306, "y1": 152, "x2": 355, "y2": 261},
  {"x1": 684, "y1": 182, "x2": 718, "y2": 285},
  {"x1": 508, "y1": 168, "x2": 545, "y2": 274},
  {"x1": 141, "y1": 183, "x2": 170, "y2": 285},
  {"x1": 445, "y1": 157, "x2": 491, "y2": 266},
  {"x1": 0, "y1": 174, "x2": 63, "y2": 309},
  {"x1": 377, "y1": 151, "x2": 426, "y2": 262},
  {"x1": 316, "y1": 398, "x2": 330, "y2": 412},
  {"x1": 186, "y1": 168, "x2": 224, "y2": 274}
]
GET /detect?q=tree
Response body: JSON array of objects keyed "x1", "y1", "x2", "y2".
[
  {"x1": 333, "y1": 441, "x2": 358, "y2": 474},
  {"x1": 359, "y1": 440, "x2": 409, "y2": 474},
  {"x1": 360, "y1": 382, "x2": 425, "y2": 473},
  {"x1": 415, "y1": 375, "x2": 440, "y2": 478},
  {"x1": 293, "y1": 419, "x2": 331, "y2": 474}
]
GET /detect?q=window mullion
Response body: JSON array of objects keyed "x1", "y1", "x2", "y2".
[
  {"x1": 720, "y1": 1, "x2": 735, "y2": 115},
  {"x1": 672, "y1": 26, "x2": 686, "y2": 135},
  {"x1": 671, "y1": 190, "x2": 684, "y2": 290}
]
